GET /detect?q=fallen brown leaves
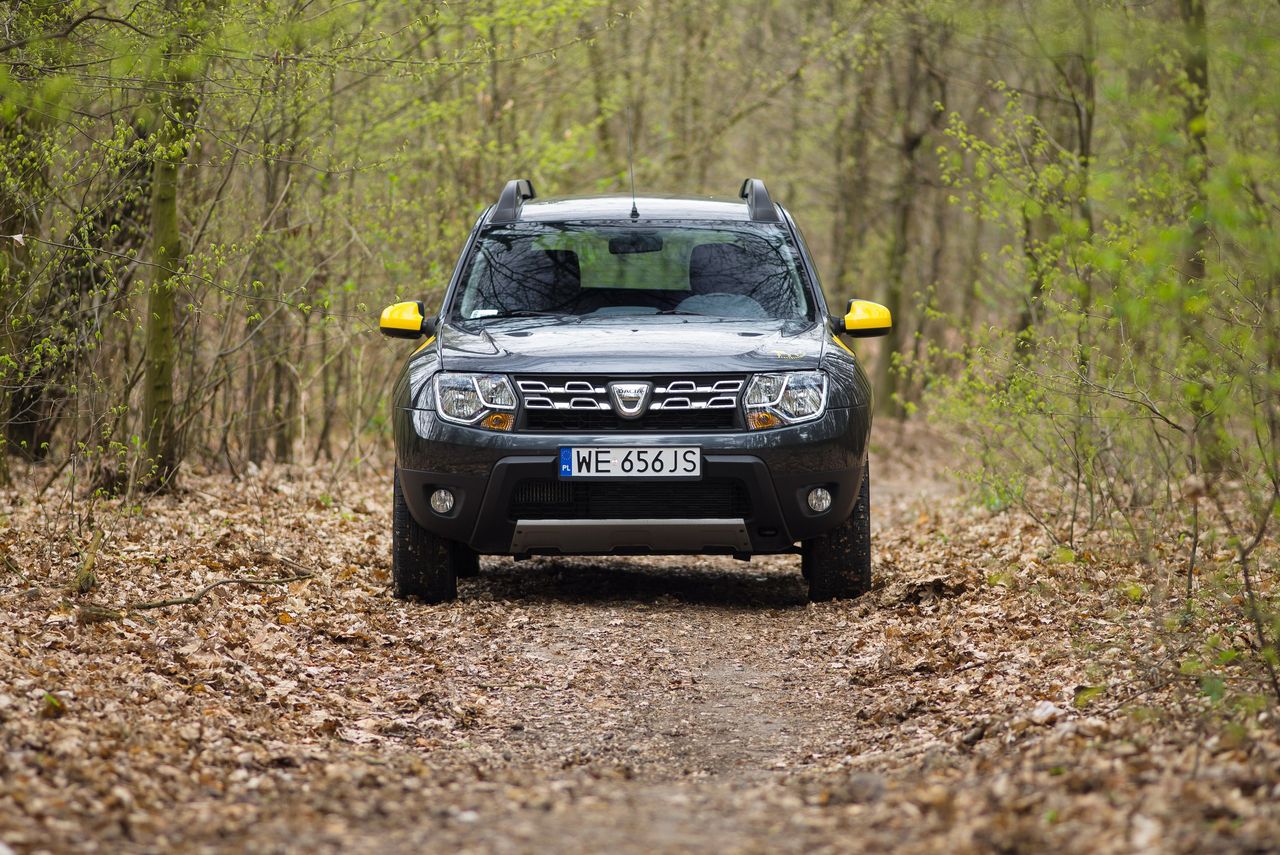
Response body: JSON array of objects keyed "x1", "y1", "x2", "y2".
[{"x1": 0, "y1": 432, "x2": 1276, "y2": 853}]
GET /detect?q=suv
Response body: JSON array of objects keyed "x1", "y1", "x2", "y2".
[{"x1": 380, "y1": 178, "x2": 891, "y2": 603}]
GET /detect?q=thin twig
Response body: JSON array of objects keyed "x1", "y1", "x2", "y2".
[
  {"x1": 77, "y1": 571, "x2": 313, "y2": 623},
  {"x1": 129, "y1": 572, "x2": 313, "y2": 611}
]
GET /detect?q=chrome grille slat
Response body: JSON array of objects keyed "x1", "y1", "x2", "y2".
[{"x1": 515, "y1": 374, "x2": 746, "y2": 431}]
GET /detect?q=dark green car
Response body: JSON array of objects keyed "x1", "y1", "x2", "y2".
[{"x1": 380, "y1": 179, "x2": 891, "y2": 602}]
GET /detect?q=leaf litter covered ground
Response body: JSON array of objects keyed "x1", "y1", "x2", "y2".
[{"x1": 2, "y1": 426, "x2": 1278, "y2": 854}]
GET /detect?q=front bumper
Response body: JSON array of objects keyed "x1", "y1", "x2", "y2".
[{"x1": 395, "y1": 405, "x2": 870, "y2": 556}]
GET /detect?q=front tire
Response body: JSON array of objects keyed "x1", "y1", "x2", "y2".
[
  {"x1": 803, "y1": 458, "x2": 872, "y2": 601},
  {"x1": 392, "y1": 470, "x2": 461, "y2": 603},
  {"x1": 455, "y1": 549, "x2": 480, "y2": 578}
]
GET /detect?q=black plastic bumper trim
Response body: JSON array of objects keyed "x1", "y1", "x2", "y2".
[{"x1": 398, "y1": 452, "x2": 864, "y2": 555}]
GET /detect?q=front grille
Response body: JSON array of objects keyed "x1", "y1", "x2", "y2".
[
  {"x1": 509, "y1": 478, "x2": 752, "y2": 520},
  {"x1": 516, "y1": 375, "x2": 745, "y2": 432},
  {"x1": 524, "y1": 409, "x2": 735, "y2": 432}
]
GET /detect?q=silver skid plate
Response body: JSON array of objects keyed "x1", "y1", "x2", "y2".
[{"x1": 510, "y1": 518, "x2": 750, "y2": 555}]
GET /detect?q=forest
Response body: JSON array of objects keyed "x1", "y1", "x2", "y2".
[{"x1": 1, "y1": 0, "x2": 1278, "y2": 852}]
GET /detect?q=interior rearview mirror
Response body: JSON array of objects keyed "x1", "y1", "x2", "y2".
[
  {"x1": 379, "y1": 301, "x2": 434, "y2": 339},
  {"x1": 840, "y1": 299, "x2": 892, "y2": 338}
]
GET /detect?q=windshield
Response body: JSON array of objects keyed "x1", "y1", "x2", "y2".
[{"x1": 449, "y1": 222, "x2": 813, "y2": 322}]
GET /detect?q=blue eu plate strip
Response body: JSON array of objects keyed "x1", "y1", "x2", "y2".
[{"x1": 559, "y1": 447, "x2": 572, "y2": 476}]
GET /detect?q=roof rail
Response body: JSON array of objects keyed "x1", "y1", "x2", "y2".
[
  {"x1": 491, "y1": 179, "x2": 537, "y2": 223},
  {"x1": 739, "y1": 178, "x2": 781, "y2": 223}
]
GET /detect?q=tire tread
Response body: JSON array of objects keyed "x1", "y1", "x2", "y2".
[
  {"x1": 392, "y1": 471, "x2": 458, "y2": 603},
  {"x1": 804, "y1": 459, "x2": 873, "y2": 601}
]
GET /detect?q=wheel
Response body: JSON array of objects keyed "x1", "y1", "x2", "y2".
[
  {"x1": 803, "y1": 458, "x2": 872, "y2": 601},
  {"x1": 392, "y1": 469, "x2": 461, "y2": 602},
  {"x1": 455, "y1": 548, "x2": 480, "y2": 578}
]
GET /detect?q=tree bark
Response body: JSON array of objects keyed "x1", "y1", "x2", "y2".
[
  {"x1": 875, "y1": 32, "x2": 929, "y2": 417},
  {"x1": 1179, "y1": 0, "x2": 1209, "y2": 288},
  {"x1": 830, "y1": 53, "x2": 876, "y2": 296},
  {"x1": 141, "y1": 109, "x2": 184, "y2": 482},
  {"x1": 1177, "y1": 0, "x2": 1223, "y2": 474},
  {"x1": 141, "y1": 1, "x2": 207, "y2": 484}
]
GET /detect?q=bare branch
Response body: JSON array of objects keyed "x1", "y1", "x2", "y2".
[
  {"x1": 77, "y1": 571, "x2": 314, "y2": 624},
  {"x1": 0, "y1": 7, "x2": 155, "y2": 55}
]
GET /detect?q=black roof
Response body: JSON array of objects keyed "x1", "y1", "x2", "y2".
[
  {"x1": 486, "y1": 178, "x2": 783, "y2": 224},
  {"x1": 516, "y1": 194, "x2": 756, "y2": 222}
]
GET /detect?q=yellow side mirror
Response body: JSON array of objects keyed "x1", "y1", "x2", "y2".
[
  {"x1": 379, "y1": 301, "x2": 431, "y2": 339},
  {"x1": 842, "y1": 299, "x2": 892, "y2": 338}
]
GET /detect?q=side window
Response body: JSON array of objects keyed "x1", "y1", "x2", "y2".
[
  {"x1": 787, "y1": 219, "x2": 831, "y2": 316},
  {"x1": 442, "y1": 212, "x2": 488, "y2": 319}
]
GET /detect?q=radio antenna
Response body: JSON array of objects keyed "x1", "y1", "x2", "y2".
[{"x1": 626, "y1": 104, "x2": 639, "y2": 219}]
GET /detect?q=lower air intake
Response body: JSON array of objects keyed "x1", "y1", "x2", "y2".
[{"x1": 509, "y1": 478, "x2": 752, "y2": 521}]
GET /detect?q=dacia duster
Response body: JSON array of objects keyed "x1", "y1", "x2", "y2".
[{"x1": 380, "y1": 178, "x2": 892, "y2": 603}]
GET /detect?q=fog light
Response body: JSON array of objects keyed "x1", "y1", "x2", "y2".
[
  {"x1": 807, "y1": 487, "x2": 832, "y2": 513},
  {"x1": 430, "y1": 488, "x2": 455, "y2": 514}
]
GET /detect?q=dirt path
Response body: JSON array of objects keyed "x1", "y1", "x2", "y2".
[
  {"x1": 2, "y1": 429, "x2": 1277, "y2": 853},
  {"x1": 384, "y1": 446, "x2": 954, "y2": 853}
]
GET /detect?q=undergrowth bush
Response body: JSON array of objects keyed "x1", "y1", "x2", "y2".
[{"x1": 919, "y1": 15, "x2": 1279, "y2": 708}]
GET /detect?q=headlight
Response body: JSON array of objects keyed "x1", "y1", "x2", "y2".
[
  {"x1": 433, "y1": 372, "x2": 517, "y2": 430},
  {"x1": 744, "y1": 371, "x2": 827, "y2": 429}
]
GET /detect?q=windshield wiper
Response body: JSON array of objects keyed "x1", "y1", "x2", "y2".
[
  {"x1": 655, "y1": 309, "x2": 707, "y2": 316},
  {"x1": 476, "y1": 309, "x2": 566, "y2": 319}
]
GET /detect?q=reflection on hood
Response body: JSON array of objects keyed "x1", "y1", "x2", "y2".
[{"x1": 436, "y1": 315, "x2": 828, "y2": 374}]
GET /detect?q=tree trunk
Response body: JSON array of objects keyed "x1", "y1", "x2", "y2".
[
  {"x1": 141, "y1": 2, "x2": 206, "y2": 485},
  {"x1": 141, "y1": 112, "x2": 184, "y2": 483},
  {"x1": 1177, "y1": 0, "x2": 1223, "y2": 474},
  {"x1": 1179, "y1": 0, "x2": 1209, "y2": 289},
  {"x1": 829, "y1": 43, "x2": 877, "y2": 297},
  {"x1": 875, "y1": 34, "x2": 929, "y2": 417},
  {"x1": 875, "y1": 134, "x2": 919, "y2": 417},
  {"x1": 582, "y1": 10, "x2": 617, "y2": 171}
]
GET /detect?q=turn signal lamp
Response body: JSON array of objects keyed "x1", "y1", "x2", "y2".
[{"x1": 482, "y1": 412, "x2": 515, "y2": 431}]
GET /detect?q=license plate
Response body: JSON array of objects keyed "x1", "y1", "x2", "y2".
[{"x1": 559, "y1": 446, "x2": 701, "y2": 479}]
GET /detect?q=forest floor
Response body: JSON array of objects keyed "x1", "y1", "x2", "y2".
[{"x1": 1, "y1": 426, "x2": 1278, "y2": 854}]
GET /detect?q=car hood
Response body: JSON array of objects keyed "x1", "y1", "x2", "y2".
[{"x1": 434, "y1": 315, "x2": 828, "y2": 374}]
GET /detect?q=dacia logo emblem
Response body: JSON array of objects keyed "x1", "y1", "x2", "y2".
[{"x1": 607, "y1": 381, "x2": 652, "y2": 419}]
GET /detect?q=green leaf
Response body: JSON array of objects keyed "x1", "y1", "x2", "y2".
[
  {"x1": 39, "y1": 692, "x2": 65, "y2": 719},
  {"x1": 1199, "y1": 675, "x2": 1225, "y2": 703},
  {"x1": 1073, "y1": 685, "x2": 1106, "y2": 709},
  {"x1": 987, "y1": 570, "x2": 1015, "y2": 588}
]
